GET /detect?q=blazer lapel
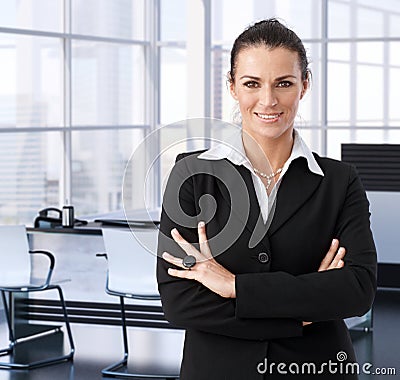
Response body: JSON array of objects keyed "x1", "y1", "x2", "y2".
[
  {"x1": 211, "y1": 158, "x2": 322, "y2": 247},
  {"x1": 213, "y1": 160, "x2": 270, "y2": 250},
  {"x1": 268, "y1": 157, "x2": 323, "y2": 236}
]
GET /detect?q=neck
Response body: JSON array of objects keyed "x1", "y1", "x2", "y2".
[{"x1": 242, "y1": 129, "x2": 294, "y2": 173}]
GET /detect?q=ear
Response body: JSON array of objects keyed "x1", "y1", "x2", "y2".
[
  {"x1": 300, "y1": 78, "x2": 309, "y2": 100},
  {"x1": 228, "y1": 73, "x2": 238, "y2": 101},
  {"x1": 230, "y1": 81, "x2": 238, "y2": 101}
]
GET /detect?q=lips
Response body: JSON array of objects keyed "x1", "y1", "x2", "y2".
[{"x1": 255, "y1": 112, "x2": 282, "y2": 121}]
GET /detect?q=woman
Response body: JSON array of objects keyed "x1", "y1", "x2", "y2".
[{"x1": 157, "y1": 19, "x2": 376, "y2": 379}]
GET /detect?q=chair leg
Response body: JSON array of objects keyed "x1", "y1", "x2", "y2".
[
  {"x1": 0, "y1": 286, "x2": 75, "y2": 369},
  {"x1": 0, "y1": 291, "x2": 14, "y2": 356},
  {"x1": 102, "y1": 296, "x2": 179, "y2": 379},
  {"x1": 120, "y1": 296, "x2": 129, "y2": 359},
  {"x1": 101, "y1": 296, "x2": 129, "y2": 377},
  {"x1": 54, "y1": 285, "x2": 75, "y2": 358}
]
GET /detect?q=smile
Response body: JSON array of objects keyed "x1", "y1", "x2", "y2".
[{"x1": 255, "y1": 112, "x2": 282, "y2": 121}]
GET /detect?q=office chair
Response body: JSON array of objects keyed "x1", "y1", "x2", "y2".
[
  {"x1": 100, "y1": 228, "x2": 182, "y2": 379},
  {"x1": 0, "y1": 225, "x2": 75, "y2": 369}
]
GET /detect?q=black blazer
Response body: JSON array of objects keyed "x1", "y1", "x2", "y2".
[{"x1": 157, "y1": 151, "x2": 377, "y2": 380}]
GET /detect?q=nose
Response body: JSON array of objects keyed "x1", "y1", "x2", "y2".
[{"x1": 259, "y1": 86, "x2": 278, "y2": 107}]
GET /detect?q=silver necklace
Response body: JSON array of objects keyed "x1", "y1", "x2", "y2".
[{"x1": 253, "y1": 167, "x2": 283, "y2": 190}]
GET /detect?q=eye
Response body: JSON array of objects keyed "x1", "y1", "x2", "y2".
[
  {"x1": 277, "y1": 81, "x2": 292, "y2": 88},
  {"x1": 243, "y1": 80, "x2": 260, "y2": 89}
]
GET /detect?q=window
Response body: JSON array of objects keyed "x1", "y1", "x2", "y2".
[
  {"x1": 210, "y1": 0, "x2": 323, "y2": 151},
  {"x1": 326, "y1": 0, "x2": 400, "y2": 157},
  {"x1": 1, "y1": 0, "x2": 400, "y2": 225},
  {"x1": 209, "y1": 0, "x2": 400, "y2": 159},
  {"x1": 0, "y1": 0, "x2": 148, "y2": 225}
]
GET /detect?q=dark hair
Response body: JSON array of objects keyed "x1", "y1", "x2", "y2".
[{"x1": 229, "y1": 18, "x2": 310, "y2": 82}]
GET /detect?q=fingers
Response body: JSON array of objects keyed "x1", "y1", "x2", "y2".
[
  {"x1": 170, "y1": 222, "x2": 212, "y2": 261},
  {"x1": 163, "y1": 222, "x2": 212, "y2": 273},
  {"x1": 318, "y1": 239, "x2": 339, "y2": 271},
  {"x1": 162, "y1": 252, "x2": 186, "y2": 269},
  {"x1": 330, "y1": 247, "x2": 346, "y2": 269},
  {"x1": 198, "y1": 221, "x2": 207, "y2": 243},
  {"x1": 336, "y1": 259, "x2": 344, "y2": 268},
  {"x1": 318, "y1": 239, "x2": 347, "y2": 272},
  {"x1": 198, "y1": 221, "x2": 212, "y2": 258},
  {"x1": 170, "y1": 228, "x2": 200, "y2": 258},
  {"x1": 168, "y1": 267, "x2": 196, "y2": 280}
]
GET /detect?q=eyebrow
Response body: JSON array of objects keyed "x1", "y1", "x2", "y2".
[{"x1": 239, "y1": 74, "x2": 298, "y2": 81}]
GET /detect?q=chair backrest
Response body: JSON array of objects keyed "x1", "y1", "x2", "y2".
[
  {"x1": 101, "y1": 228, "x2": 159, "y2": 298},
  {"x1": 0, "y1": 225, "x2": 31, "y2": 286}
]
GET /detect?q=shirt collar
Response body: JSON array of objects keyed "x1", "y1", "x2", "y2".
[
  {"x1": 288, "y1": 130, "x2": 324, "y2": 176},
  {"x1": 198, "y1": 129, "x2": 324, "y2": 177},
  {"x1": 198, "y1": 130, "x2": 248, "y2": 166}
]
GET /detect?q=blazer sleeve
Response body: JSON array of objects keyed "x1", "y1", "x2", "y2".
[
  {"x1": 157, "y1": 154, "x2": 303, "y2": 341},
  {"x1": 235, "y1": 164, "x2": 377, "y2": 321}
]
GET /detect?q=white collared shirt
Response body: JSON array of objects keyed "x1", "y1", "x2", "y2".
[{"x1": 198, "y1": 129, "x2": 324, "y2": 223}]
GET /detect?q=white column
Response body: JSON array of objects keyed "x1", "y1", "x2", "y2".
[{"x1": 186, "y1": 0, "x2": 211, "y2": 119}]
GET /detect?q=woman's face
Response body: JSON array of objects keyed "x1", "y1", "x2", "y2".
[{"x1": 230, "y1": 46, "x2": 308, "y2": 143}]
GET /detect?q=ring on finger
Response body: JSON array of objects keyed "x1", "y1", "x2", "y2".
[{"x1": 182, "y1": 255, "x2": 196, "y2": 269}]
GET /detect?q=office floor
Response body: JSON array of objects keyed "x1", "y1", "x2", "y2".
[{"x1": 0, "y1": 289, "x2": 399, "y2": 380}]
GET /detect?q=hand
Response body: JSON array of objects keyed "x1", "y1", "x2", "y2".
[
  {"x1": 303, "y1": 239, "x2": 346, "y2": 327},
  {"x1": 162, "y1": 222, "x2": 236, "y2": 298},
  {"x1": 318, "y1": 239, "x2": 346, "y2": 272}
]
